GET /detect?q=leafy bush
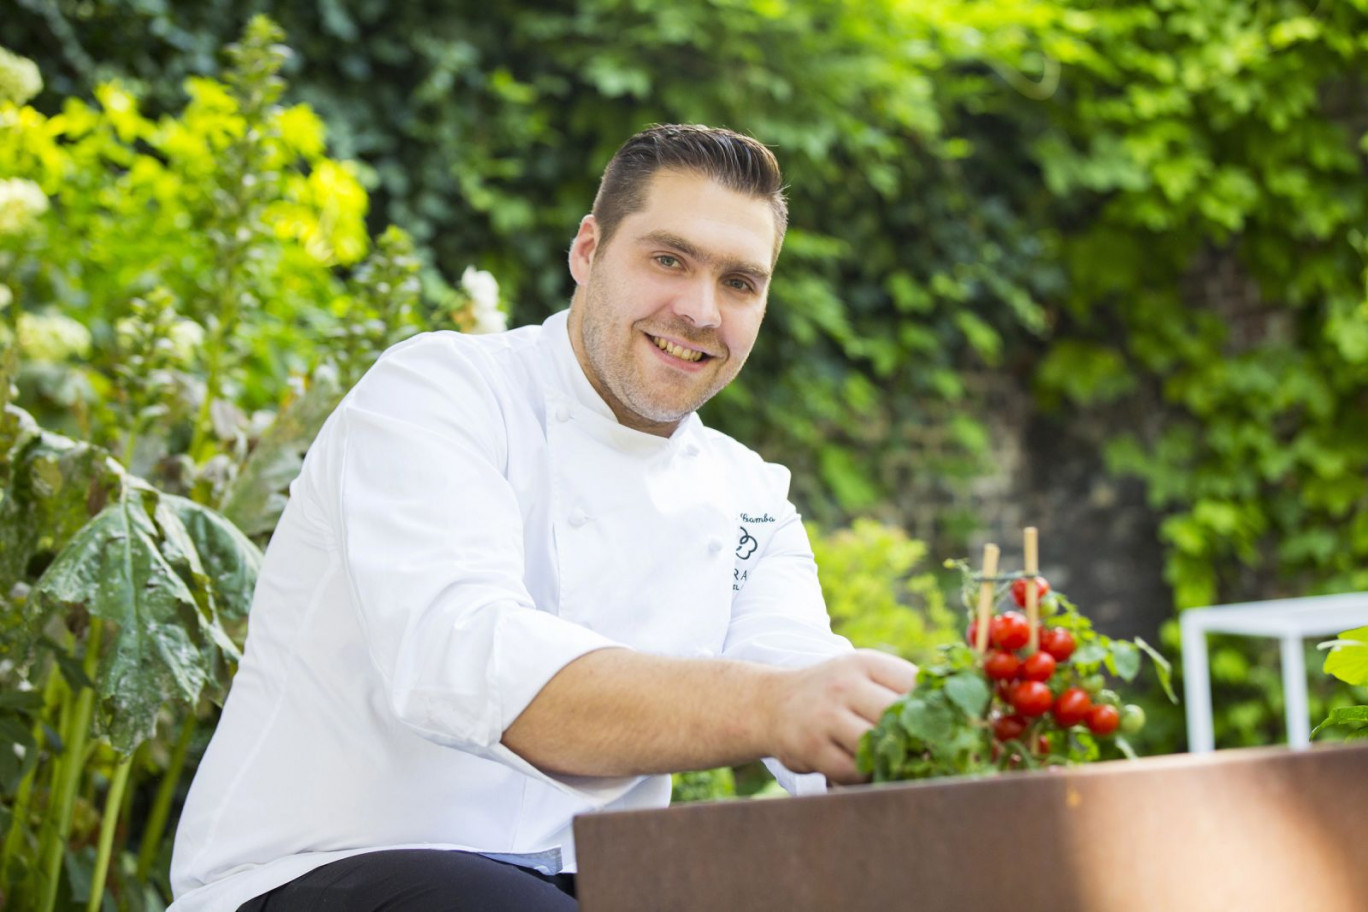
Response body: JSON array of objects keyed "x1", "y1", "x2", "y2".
[{"x1": 0, "y1": 19, "x2": 489, "y2": 909}]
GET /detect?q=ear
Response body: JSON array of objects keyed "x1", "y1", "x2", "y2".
[{"x1": 568, "y1": 215, "x2": 600, "y2": 287}]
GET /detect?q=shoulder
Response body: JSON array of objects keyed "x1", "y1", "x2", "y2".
[
  {"x1": 343, "y1": 325, "x2": 546, "y2": 426},
  {"x1": 695, "y1": 424, "x2": 794, "y2": 503}
]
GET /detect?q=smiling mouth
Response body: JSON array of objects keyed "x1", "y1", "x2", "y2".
[{"x1": 647, "y1": 333, "x2": 711, "y2": 363}]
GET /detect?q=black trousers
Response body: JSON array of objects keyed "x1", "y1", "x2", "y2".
[{"x1": 237, "y1": 849, "x2": 578, "y2": 911}]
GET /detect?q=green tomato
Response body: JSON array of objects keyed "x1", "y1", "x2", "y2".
[
  {"x1": 1080, "y1": 674, "x2": 1106, "y2": 695},
  {"x1": 1120, "y1": 704, "x2": 1146, "y2": 734}
]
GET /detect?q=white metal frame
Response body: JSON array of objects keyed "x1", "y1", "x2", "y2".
[{"x1": 1180, "y1": 592, "x2": 1368, "y2": 753}]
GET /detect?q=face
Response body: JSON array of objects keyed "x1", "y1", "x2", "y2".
[{"x1": 567, "y1": 169, "x2": 778, "y2": 436}]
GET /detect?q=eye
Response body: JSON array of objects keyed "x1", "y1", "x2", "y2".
[
  {"x1": 725, "y1": 277, "x2": 755, "y2": 293},
  {"x1": 654, "y1": 254, "x2": 680, "y2": 269}
]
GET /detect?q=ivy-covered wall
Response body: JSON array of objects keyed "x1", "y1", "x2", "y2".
[{"x1": 10, "y1": 0, "x2": 1368, "y2": 626}]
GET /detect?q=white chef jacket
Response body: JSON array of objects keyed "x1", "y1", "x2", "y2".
[{"x1": 169, "y1": 308, "x2": 852, "y2": 911}]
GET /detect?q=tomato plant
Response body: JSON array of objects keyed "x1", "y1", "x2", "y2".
[{"x1": 857, "y1": 557, "x2": 1177, "y2": 782}]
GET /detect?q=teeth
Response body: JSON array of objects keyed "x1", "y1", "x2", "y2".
[{"x1": 653, "y1": 335, "x2": 703, "y2": 362}]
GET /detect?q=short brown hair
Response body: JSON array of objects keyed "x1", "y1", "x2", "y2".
[{"x1": 592, "y1": 124, "x2": 788, "y2": 256}]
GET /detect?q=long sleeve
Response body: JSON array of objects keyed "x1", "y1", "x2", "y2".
[{"x1": 319, "y1": 335, "x2": 627, "y2": 790}]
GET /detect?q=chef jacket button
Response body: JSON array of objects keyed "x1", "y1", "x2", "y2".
[
  {"x1": 555, "y1": 405, "x2": 572, "y2": 422},
  {"x1": 568, "y1": 509, "x2": 588, "y2": 527},
  {"x1": 708, "y1": 538, "x2": 724, "y2": 553}
]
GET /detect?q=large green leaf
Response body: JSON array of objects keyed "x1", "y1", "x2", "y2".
[
  {"x1": 1321, "y1": 626, "x2": 1368, "y2": 687},
  {"x1": 218, "y1": 365, "x2": 342, "y2": 537},
  {"x1": 158, "y1": 495, "x2": 261, "y2": 624},
  {"x1": 28, "y1": 484, "x2": 249, "y2": 752},
  {"x1": 0, "y1": 407, "x2": 125, "y2": 656},
  {"x1": 943, "y1": 671, "x2": 990, "y2": 719}
]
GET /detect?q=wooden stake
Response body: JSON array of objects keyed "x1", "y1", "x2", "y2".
[
  {"x1": 974, "y1": 543, "x2": 999, "y2": 654},
  {"x1": 1024, "y1": 526, "x2": 1040, "y2": 651}
]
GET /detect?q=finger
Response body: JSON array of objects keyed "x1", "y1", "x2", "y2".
[
  {"x1": 818, "y1": 739, "x2": 867, "y2": 786},
  {"x1": 855, "y1": 650, "x2": 919, "y2": 694},
  {"x1": 845, "y1": 679, "x2": 904, "y2": 726},
  {"x1": 829, "y1": 708, "x2": 878, "y2": 758}
]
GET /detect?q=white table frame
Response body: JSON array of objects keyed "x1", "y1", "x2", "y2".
[{"x1": 1180, "y1": 592, "x2": 1368, "y2": 753}]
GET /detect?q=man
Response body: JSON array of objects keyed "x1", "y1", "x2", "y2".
[{"x1": 169, "y1": 124, "x2": 917, "y2": 912}]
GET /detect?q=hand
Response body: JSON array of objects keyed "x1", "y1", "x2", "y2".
[{"x1": 763, "y1": 649, "x2": 917, "y2": 786}]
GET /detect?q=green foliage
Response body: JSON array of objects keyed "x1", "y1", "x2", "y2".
[
  {"x1": 809, "y1": 518, "x2": 959, "y2": 665},
  {"x1": 1313, "y1": 627, "x2": 1368, "y2": 740},
  {"x1": 669, "y1": 767, "x2": 737, "y2": 805},
  {"x1": 1026, "y1": 0, "x2": 1368, "y2": 608},
  {"x1": 0, "y1": 21, "x2": 488, "y2": 910}
]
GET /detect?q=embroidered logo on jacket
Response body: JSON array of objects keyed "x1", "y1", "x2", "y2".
[{"x1": 735, "y1": 526, "x2": 759, "y2": 560}]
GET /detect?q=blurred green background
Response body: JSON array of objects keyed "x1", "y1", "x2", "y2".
[{"x1": 3, "y1": 1, "x2": 1368, "y2": 907}]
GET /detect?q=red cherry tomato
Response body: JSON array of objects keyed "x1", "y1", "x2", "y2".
[
  {"x1": 991, "y1": 611, "x2": 1031, "y2": 651},
  {"x1": 966, "y1": 620, "x2": 982, "y2": 647},
  {"x1": 1053, "y1": 687, "x2": 1093, "y2": 727},
  {"x1": 984, "y1": 650, "x2": 1021, "y2": 680},
  {"x1": 1020, "y1": 651, "x2": 1057, "y2": 682},
  {"x1": 1035, "y1": 733, "x2": 1052, "y2": 755},
  {"x1": 1087, "y1": 704, "x2": 1121, "y2": 736},
  {"x1": 1011, "y1": 680, "x2": 1053, "y2": 717},
  {"x1": 992, "y1": 715, "x2": 1026, "y2": 742},
  {"x1": 995, "y1": 679, "x2": 1018, "y2": 704},
  {"x1": 1040, "y1": 627, "x2": 1076, "y2": 662},
  {"x1": 1011, "y1": 575, "x2": 1051, "y2": 607}
]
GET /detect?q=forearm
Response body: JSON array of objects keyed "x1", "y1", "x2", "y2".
[
  {"x1": 501, "y1": 647, "x2": 787, "y2": 778},
  {"x1": 501, "y1": 646, "x2": 918, "y2": 785}
]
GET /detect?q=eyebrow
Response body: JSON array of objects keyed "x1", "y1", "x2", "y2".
[{"x1": 638, "y1": 230, "x2": 772, "y2": 283}]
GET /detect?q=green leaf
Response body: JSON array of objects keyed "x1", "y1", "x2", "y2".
[
  {"x1": 943, "y1": 671, "x2": 990, "y2": 719},
  {"x1": 1114, "y1": 735, "x2": 1139, "y2": 761},
  {"x1": 0, "y1": 690, "x2": 44, "y2": 711},
  {"x1": 899, "y1": 694, "x2": 955, "y2": 744},
  {"x1": 1110, "y1": 640, "x2": 1142, "y2": 681},
  {"x1": 1320, "y1": 627, "x2": 1368, "y2": 687},
  {"x1": 0, "y1": 409, "x2": 124, "y2": 619},
  {"x1": 28, "y1": 484, "x2": 246, "y2": 752},
  {"x1": 1072, "y1": 641, "x2": 1108, "y2": 666},
  {"x1": 218, "y1": 366, "x2": 342, "y2": 537},
  {"x1": 1134, "y1": 636, "x2": 1177, "y2": 703},
  {"x1": 1311, "y1": 705, "x2": 1368, "y2": 738},
  {"x1": 158, "y1": 495, "x2": 262, "y2": 624}
]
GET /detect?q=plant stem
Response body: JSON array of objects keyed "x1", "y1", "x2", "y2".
[
  {"x1": 135, "y1": 716, "x2": 196, "y2": 882},
  {"x1": 86, "y1": 754, "x2": 133, "y2": 912},
  {"x1": 37, "y1": 618, "x2": 104, "y2": 912},
  {"x1": 0, "y1": 664, "x2": 63, "y2": 898}
]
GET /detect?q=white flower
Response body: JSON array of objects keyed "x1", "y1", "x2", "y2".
[
  {"x1": 168, "y1": 318, "x2": 206, "y2": 364},
  {"x1": 461, "y1": 266, "x2": 500, "y2": 311},
  {"x1": 17, "y1": 311, "x2": 92, "y2": 362},
  {"x1": 470, "y1": 303, "x2": 507, "y2": 334},
  {"x1": 0, "y1": 178, "x2": 48, "y2": 235},
  {"x1": 461, "y1": 266, "x2": 506, "y2": 334},
  {"x1": 0, "y1": 48, "x2": 42, "y2": 106}
]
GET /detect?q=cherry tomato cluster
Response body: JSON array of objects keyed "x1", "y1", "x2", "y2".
[{"x1": 968, "y1": 577, "x2": 1141, "y2": 765}]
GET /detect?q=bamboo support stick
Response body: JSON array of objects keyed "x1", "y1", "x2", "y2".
[
  {"x1": 974, "y1": 543, "x2": 1000, "y2": 654},
  {"x1": 1024, "y1": 526, "x2": 1040, "y2": 650}
]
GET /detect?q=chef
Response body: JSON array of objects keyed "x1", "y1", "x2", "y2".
[{"x1": 169, "y1": 124, "x2": 918, "y2": 912}]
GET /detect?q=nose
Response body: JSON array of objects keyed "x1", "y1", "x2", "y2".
[{"x1": 673, "y1": 277, "x2": 721, "y2": 328}]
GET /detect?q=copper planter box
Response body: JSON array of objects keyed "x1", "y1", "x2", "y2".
[{"x1": 574, "y1": 742, "x2": 1368, "y2": 912}]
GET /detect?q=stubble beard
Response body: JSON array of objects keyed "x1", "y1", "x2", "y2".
[{"x1": 578, "y1": 275, "x2": 741, "y2": 429}]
